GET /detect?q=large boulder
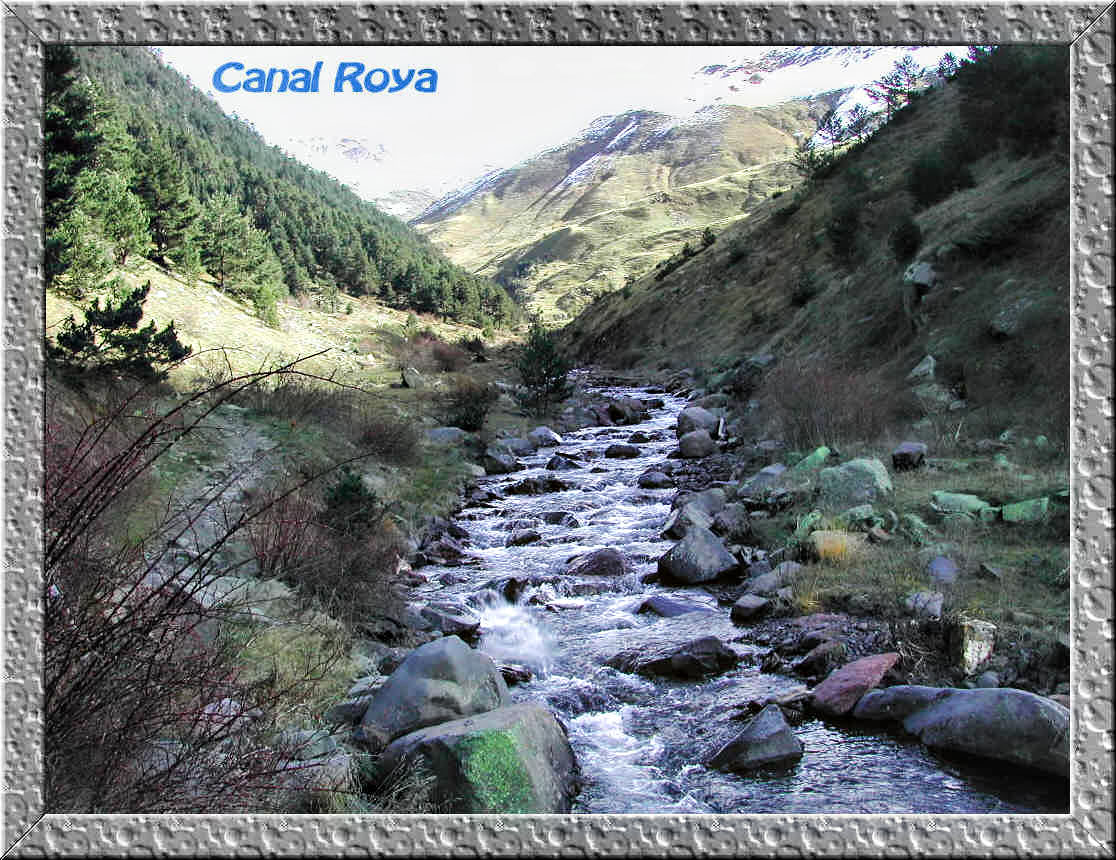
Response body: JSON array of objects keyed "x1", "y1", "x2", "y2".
[
  {"x1": 660, "y1": 504, "x2": 714, "y2": 540},
  {"x1": 657, "y1": 525, "x2": 737, "y2": 584},
  {"x1": 546, "y1": 454, "x2": 581, "y2": 471},
  {"x1": 817, "y1": 458, "x2": 892, "y2": 507},
  {"x1": 565, "y1": 547, "x2": 628, "y2": 578},
  {"x1": 356, "y1": 636, "x2": 509, "y2": 752},
  {"x1": 902, "y1": 688, "x2": 1069, "y2": 778},
  {"x1": 708, "y1": 704, "x2": 804, "y2": 772},
  {"x1": 607, "y1": 635, "x2": 739, "y2": 679},
  {"x1": 637, "y1": 595, "x2": 716, "y2": 618},
  {"x1": 739, "y1": 463, "x2": 789, "y2": 496},
  {"x1": 500, "y1": 437, "x2": 537, "y2": 456},
  {"x1": 608, "y1": 396, "x2": 648, "y2": 425},
  {"x1": 676, "y1": 406, "x2": 719, "y2": 438},
  {"x1": 638, "y1": 470, "x2": 674, "y2": 489},
  {"x1": 483, "y1": 446, "x2": 521, "y2": 475},
  {"x1": 375, "y1": 703, "x2": 578, "y2": 813},
  {"x1": 528, "y1": 426, "x2": 563, "y2": 448},
  {"x1": 730, "y1": 594, "x2": 770, "y2": 623},
  {"x1": 891, "y1": 441, "x2": 928, "y2": 471},
  {"x1": 678, "y1": 429, "x2": 716, "y2": 458},
  {"x1": 427, "y1": 426, "x2": 471, "y2": 445},
  {"x1": 852, "y1": 685, "x2": 958, "y2": 722},
  {"x1": 809, "y1": 652, "x2": 900, "y2": 717},
  {"x1": 604, "y1": 443, "x2": 641, "y2": 459}
]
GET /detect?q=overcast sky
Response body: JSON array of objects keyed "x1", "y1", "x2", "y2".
[{"x1": 156, "y1": 46, "x2": 961, "y2": 198}]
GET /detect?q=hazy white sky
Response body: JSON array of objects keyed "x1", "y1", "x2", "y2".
[{"x1": 156, "y1": 45, "x2": 961, "y2": 198}]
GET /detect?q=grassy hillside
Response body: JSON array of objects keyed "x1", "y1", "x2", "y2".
[
  {"x1": 415, "y1": 98, "x2": 839, "y2": 323},
  {"x1": 564, "y1": 47, "x2": 1070, "y2": 448}
]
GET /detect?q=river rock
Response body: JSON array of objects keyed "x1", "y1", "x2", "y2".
[
  {"x1": 356, "y1": 636, "x2": 509, "y2": 753},
  {"x1": 660, "y1": 505, "x2": 713, "y2": 540},
  {"x1": 507, "y1": 476, "x2": 571, "y2": 495},
  {"x1": 628, "y1": 430, "x2": 653, "y2": 443},
  {"x1": 708, "y1": 704, "x2": 804, "y2": 772},
  {"x1": 657, "y1": 525, "x2": 738, "y2": 584},
  {"x1": 931, "y1": 491, "x2": 990, "y2": 516},
  {"x1": 739, "y1": 463, "x2": 788, "y2": 496},
  {"x1": 375, "y1": 703, "x2": 578, "y2": 813},
  {"x1": 674, "y1": 487, "x2": 727, "y2": 517},
  {"x1": 902, "y1": 688, "x2": 1069, "y2": 777},
  {"x1": 744, "y1": 561, "x2": 802, "y2": 596},
  {"x1": 891, "y1": 441, "x2": 928, "y2": 471},
  {"x1": 501, "y1": 437, "x2": 537, "y2": 456},
  {"x1": 809, "y1": 652, "x2": 900, "y2": 717},
  {"x1": 484, "y1": 446, "x2": 521, "y2": 474},
  {"x1": 547, "y1": 454, "x2": 581, "y2": 471},
  {"x1": 676, "y1": 406, "x2": 719, "y2": 438},
  {"x1": 637, "y1": 594, "x2": 715, "y2": 618},
  {"x1": 711, "y1": 504, "x2": 752, "y2": 542},
  {"x1": 506, "y1": 529, "x2": 541, "y2": 547},
  {"x1": 794, "y1": 640, "x2": 846, "y2": 676},
  {"x1": 638, "y1": 470, "x2": 674, "y2": 489},
  {"x1": 730, "y1": 594, "x2": 770, "y2": 623},
  {"x1": 540, "y1": 511, "x2": 581, "y2": 527},
  {"x1": 500, "y1": 664, "x2": 534, "y2": 686},
  {"x1": 608, "y1": 396, "x2": 648, "y2": 425},
  {"x1": 817, "y1": 458, "x2": 892, "y2": 507},
  {"x1": 679, "y1": 429, "x2": 716, "y2": 458},
  {"x1": 565, "y1": 547, "x2": 628, "y2": 577},
  {"x1": 419, "y1": 606, "x2": 482, "y2": 643},
  {"x1": 605, "y1": 443, "x2": 641, "y2": 459},
  {"x1": 528, "y1": 426, "x2": 563, "y2": 448},
  {"x1": 607, "y1": 635, "x2": 739, "y2": 679},
  {"x1": 852, "y1": 685, "x2": 958, "y2": 721}
]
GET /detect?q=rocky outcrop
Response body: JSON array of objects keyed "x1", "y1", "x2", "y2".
[
  {"x1": 375, "y1": 703, "x2": 579, "y2": 813},
  {"x1": 708, "y1": 704, "x2": 804, "y2": 772},
  {"x1": 356, "y1": 636, "x2": 509, "y2": 753}
]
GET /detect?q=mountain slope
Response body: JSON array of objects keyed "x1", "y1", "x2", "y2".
[
  {"x1": 563, "y1": 47, "x2": 1070, "y2": 444},
  {"x1": 412, "y1": 97, "x2": 838, "y2": 322},
  {"x1": 67, "y1": 47, "x2": 516, "y2": 327}
]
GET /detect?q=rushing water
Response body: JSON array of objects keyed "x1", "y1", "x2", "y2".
[{"x1": 412, "y1": 383, "x2": 1068, "y2": 814}]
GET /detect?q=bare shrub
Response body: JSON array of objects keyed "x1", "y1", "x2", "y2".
[
  {"x1": 355, "y1": 408, "x2": 421, "y2": 465},
  {"x1": 44, "y1": 358, "x2": 371, "y2": 813},
  {"x1": 440, "y1": 377, "x2": 497, "y2": 432},
  {"x1": 430, "y1": 340, "x2": 471, "y2": 372},
  {"x1": 763, "y1": 358, "x2": 896, "y2": 448}
]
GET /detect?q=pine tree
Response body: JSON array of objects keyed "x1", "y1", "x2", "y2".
[
  {"x1": 134, "y1": 138, "x2": 199, "y2": 261},
  {"x1": 49, "y1": 279, "x2": 192, "y2": 381}
]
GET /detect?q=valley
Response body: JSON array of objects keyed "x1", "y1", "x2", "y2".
[{"x1": 37, "y1": 43, "x2": 1076, "y2": 820}]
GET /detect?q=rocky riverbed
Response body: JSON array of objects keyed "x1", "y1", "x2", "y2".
[{"x1": 327, "y1": 373, "x2": 1069, "y2": 814}]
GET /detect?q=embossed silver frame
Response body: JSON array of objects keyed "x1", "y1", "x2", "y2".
[{"x1": 2, "y1": 3, "x2": 1112, "y2": 856}]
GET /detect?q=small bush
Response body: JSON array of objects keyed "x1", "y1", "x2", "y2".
[
  {"x1": 907, "y1": 150, "x2": 974, "y2": 209},
  {"x1": 791, "y1": 270, "x2": 822, "y2": 307},
  {"x1": 356, "y1": 410, "x2": 421, "y2": 465},
  {"x1": 701, "y1": 227, "x2": 716, "y2": 248},
  {"x1": 441, "y1": 377, "x2": 498, "y2": 432},
  {"x1": 456, "y1": 335, "x2": 487, "y2": 362},
  {"x1": 826, "y1": 197, "x2": 861, "y2": 265},
  {"x1": 430, "y1": 340, "x2": 470, "y2": 373},
  {"x1": 889, "y1": 215, "x2": 922, "y2": 261}
]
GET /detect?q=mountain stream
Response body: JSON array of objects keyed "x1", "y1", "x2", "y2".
[{"x1": 410, "y1": 382, "x2": 1067, "y2": 814}]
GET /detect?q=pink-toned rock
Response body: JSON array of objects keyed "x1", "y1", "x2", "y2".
[{"x1": 810, "y1": 652, "x2": 900, "y2": 717}]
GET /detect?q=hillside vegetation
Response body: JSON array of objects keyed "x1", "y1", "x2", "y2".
[
  {"x1": 564, "y1": 46, "x2": 1070, "y2": 449},
  {"x1": 414, "y1": 98, "x2": 839, "y2": 323},
  {"x1": 48, "y1": 46, "x2": 516, "y2": 329}
]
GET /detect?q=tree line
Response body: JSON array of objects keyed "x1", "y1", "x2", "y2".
[{"x1": 45, "y1": 46, "x2": 517, "y2": 329}]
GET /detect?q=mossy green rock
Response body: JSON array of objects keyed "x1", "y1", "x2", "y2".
[
  {"x1": 818, "y1": 458, "x2": 892, "y2": 507},
  {"x1": 931, "y1": 491, "x2": 991, "y2": 515},
  {"x1": 790, "y1": 445, "x2": 830, "y2": 473},
  {"x1": 375, "y1": 704, "x2": 578, "y2": 813},
  {"x1": 1002, "y1": 497, "x2": 1049, "y2": 523}
]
